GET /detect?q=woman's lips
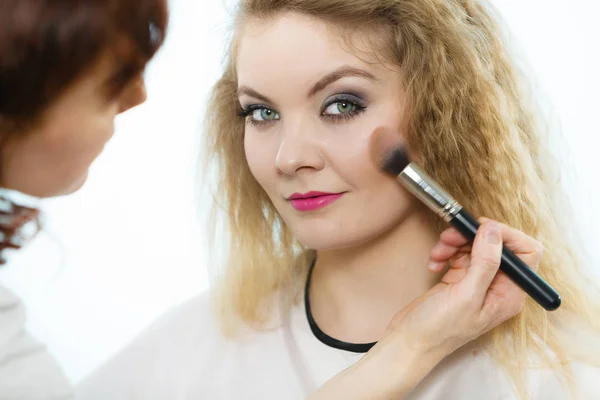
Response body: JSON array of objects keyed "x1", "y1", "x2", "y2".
[{"x1": 287, "y1": 191, "x2": 345, "y2": 211}]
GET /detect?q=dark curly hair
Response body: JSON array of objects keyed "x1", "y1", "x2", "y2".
[
  {"x1": 0, "y1": 0, "x2": 169, "y2": 262},
  {"x1": 0, "y1": 195, "x2": 40, "y2": 264}
]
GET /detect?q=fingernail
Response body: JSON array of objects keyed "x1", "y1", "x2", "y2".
[{"x1": 485, "y1": 223, "x2": 501, "y2": 244}]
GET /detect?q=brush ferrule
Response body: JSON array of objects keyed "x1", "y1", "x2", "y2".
[{"x1": 398, "y1": 164, "x2": 462, "y2": 222}]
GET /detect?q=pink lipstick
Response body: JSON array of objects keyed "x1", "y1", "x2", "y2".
[{"x1": 287, "y1": 191, "x2": 344, "y2": 212}]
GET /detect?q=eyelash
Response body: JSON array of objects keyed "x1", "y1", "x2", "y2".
[
  {"x1": 238, "y1": 94, "x2": 367, "y2": 127},
  {"x1": 237, "y1": 104, "x2": 274, "y2": 127},
  {"x1": 322, "y1": 95, "x2": 367, "y2": 123}
]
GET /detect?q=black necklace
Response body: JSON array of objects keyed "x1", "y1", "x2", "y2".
[{"x1": 304, "y1": 259, "x2": 377, "y2": 353}]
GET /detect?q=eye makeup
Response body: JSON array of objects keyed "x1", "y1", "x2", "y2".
[
  {"x1": 238, "y1": 90, "x2": 369, "y2": 127},
  {"x1": 320, "y1": 93, "x2": 367, "y2": 123}
]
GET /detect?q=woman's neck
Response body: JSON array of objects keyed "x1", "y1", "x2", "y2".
[{"x1": 309, "y1": 210, "x2": 441, "y2": 344}]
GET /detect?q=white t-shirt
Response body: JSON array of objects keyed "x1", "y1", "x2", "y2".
[
  {"x1": 75, "y1": 291, "x2": 600, "y2": 399},
  {"x1": 0, "y1": 285, "x2": 73, "y2": 400}
]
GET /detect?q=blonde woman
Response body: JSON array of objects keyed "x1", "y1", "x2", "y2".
[{"x1": 77, "y1": 0, "x2": 600, "y2": 398}]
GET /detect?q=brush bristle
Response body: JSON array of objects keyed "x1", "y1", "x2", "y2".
[{"x1": 370, "y1": 127, "x2": 411, "y2": 176}]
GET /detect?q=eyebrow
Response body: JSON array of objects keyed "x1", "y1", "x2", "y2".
[
  {"x1": 307, "y1": 66, "x2": 376, "y2": 98},
  {"x1": 237, "y1": 65, "x2": 376, "y2": 105},
  {"x1": 237, "y1": 86, "x2": 274, "y2": 105}
]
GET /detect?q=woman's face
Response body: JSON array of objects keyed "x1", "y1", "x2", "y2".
[
  {"x1": 239, "y1": 13, "x2": 417, "y2": 250},
  {"x1": 0, "y1": 51, "x2": 147, "y2": 198}
]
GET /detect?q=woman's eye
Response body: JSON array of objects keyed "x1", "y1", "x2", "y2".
[
  {"x1": 323, "y1": 101, "x2": 356, "y2": 115},
  {"x1": 252, "y1": 108, "x2": 279, "y2": 121}
]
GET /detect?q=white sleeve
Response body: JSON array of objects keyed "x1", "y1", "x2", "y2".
[{"x1": 0, "y1": 285, "x2": 73, "y2": 400}]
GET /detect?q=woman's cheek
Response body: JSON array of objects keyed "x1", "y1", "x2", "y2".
[{"x1": 319, "y1": 122, "x2": 383, "y2": 184}]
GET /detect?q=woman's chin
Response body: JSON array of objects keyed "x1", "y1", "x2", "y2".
[
  {"x1": 56, "y1": 171, "x2": 89, "y2": 197},
  {"x1": 293, "y1": 229, "x2": 373, "y2": 252}
]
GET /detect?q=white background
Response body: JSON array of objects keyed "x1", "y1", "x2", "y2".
[{"x1": 0, "y1": 0, "x2": 598, "y2": 385}]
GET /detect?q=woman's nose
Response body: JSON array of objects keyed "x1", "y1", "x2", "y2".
[
  {"x1": 118, "y1": 74, "x2": 147, "y2": 114},
  {"x1": 275, "y1": 122, "x2": 325, "y2": 176}
]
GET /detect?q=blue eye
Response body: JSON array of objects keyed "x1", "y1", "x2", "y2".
[
  {"x1": 238, "y1": 93, "x2": 367, "y2": 127},
  {"x1": 238, "y1": 105, "x2": 280, "y2": 126},
  {"x1": 252, "y1": 108, "x2": 279, "y2": 121}
]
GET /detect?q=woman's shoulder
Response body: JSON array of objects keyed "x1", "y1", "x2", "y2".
[
  {"x1": 517, "y1": 324, "x2": 600, "y2": 400},
  {"x1": 75, "y1": 289, "x2": 297, "y2": 399},
  {"x1": 102, "y1": 289, "x2": 223, "y2": 354},
  {"x1": 518, "y1": 322, "x2": 600, "y2": 400},
  {"x1": 412, "y1": 336, "x2": 600, "y2": 400},
  {"x1": 75, "y1": 290, "x2": 227, "y2": 399},
  {"x1": 569, "y1": 361, "x2": 600, "y2": 398},
  {"x1": 135, "y1": 289, "x2": 220, "y2": 339},
  {"x1": 527, "y1": 359, "x2": 600, "y2": 399},
  {"x1": 508, "y1": 313, "x2": 600, "y2": 399},
  {"x1": 541, "y1": 312, "x2": 600, "y2": 398}
]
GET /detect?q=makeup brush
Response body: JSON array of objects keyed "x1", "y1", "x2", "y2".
[{"x1": 370, "y1": 127, "x2": 561, "y2": 311}]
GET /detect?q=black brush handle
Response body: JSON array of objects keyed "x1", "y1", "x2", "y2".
[{"x1": 451, "y1": 209, "x2": 561, "y2": 311}]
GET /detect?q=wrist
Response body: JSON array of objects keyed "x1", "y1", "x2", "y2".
[
  {"x1": 361, "y1": 332, "x2": 445, "y2": 398},
  {"x1": 308, "y1": 333, "x2": 446, "y2": 400}
]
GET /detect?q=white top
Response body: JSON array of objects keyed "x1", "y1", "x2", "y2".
[
  {"x1": 75, "y1": 291, "x2": 600, "y2": 399},
  {"x1": 0, "y1": 285, "x2": 72, "y2": 400}
]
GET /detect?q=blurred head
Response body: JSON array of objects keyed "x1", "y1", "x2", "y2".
[
  {"x1": 0, "y1": 0, "x2": 169, "y2": 198},
  {"x1": 0, "y1": 0, "x2": 168, "y2": 262}
]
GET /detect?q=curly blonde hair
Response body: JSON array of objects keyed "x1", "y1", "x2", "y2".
[{"x1": 202, "y1": 0, "x2": 600, "y2": 397}]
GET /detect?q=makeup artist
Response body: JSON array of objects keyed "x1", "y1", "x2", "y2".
[{"x1": 0, "y1": 0, "x2": 167, "y2": 397}]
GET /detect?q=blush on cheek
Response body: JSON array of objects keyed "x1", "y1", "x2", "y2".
[{"x1": 318, "y1": 125, "x2": 381, "y2": 188}]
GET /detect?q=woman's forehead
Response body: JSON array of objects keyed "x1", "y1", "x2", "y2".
[{"x1": 236, "y1": 13, "x2": 395, "y2": 84}]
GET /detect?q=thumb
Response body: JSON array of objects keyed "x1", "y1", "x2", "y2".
[{"x1": 462, "y1": 221, "x2": 503, "y2": 303}]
